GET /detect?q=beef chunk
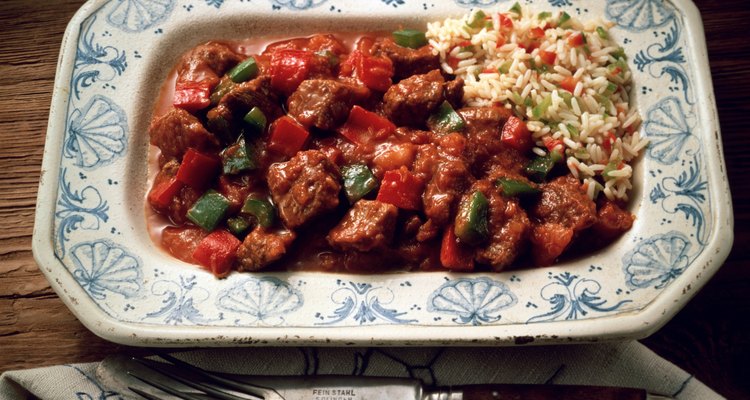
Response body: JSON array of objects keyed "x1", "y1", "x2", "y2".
[
  {"x1": 443, "y1": 77, "x2": 464, "y2": 109},
  {"x1": 458, "y1": 106, "x2": 524, "y2": 173},
  {"x1": 149, "y1": 108, "x2": 220, "y2": 160},
  {"x1": 237, "y1": 227, "x2": 296, "y2": 271},
  {"x1": 384, "y1": 70, "x2": 444, "y2": 127},
  {"x1": 422, "y1": 159, "x2": 472, "y2": 226},
  {"x1": 529, "y1": 223, "x2": 574, "y2": 266},
  {"x1": 177, "y1": 41, "x2": 241, "y2": 88},
  {"x1": 207, "y1": 76, "x2": 283, "y2": 141},
  {"x1": 371, "y1": 37, "x2": 441, "y2": 80},
  {"x1": 530, "y1": 175, "x2": 597, "y2": 232},
  {"x1": 591, "y1": 200, "x2": 634, "y2": 241},
  {"x1": 474, "y1": 180, "x2": 531, "y2": 270},
  {"x1": 327, "y1": 200, "x2": 398, "y2": 251},
  {"x1": 267, "y1": 150, "x2": 341, "y2": 228},
  {"x1": 287, "y1": 79, "x2": 369, "y2": 130}
]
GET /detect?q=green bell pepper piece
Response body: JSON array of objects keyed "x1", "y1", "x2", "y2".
[
  {"x1": 241, "y1": 198, "x2": 275, "y2": 228},
  {"x1": 228, "y1": 56, "x2": 259, "y2": 83},
  {"x1": 558, "y1": 11, "x2": 572, "y2": 28},
  {"x1": 532, "y1": 95, "x2": 552, "y2": 119},
  {"x1": 525, "y1": 153, "x2": 561, "y2": 182},
  {"x1": 428, "y1": 101, "x2": 466, "y2": 135},
  {"x1": 341, "y1": 164, "x2": 378, "y2": 204},
  {"x1": 243, "y1": 106, "x2": 267, "y2": 132},
  {"x1": 227, "y1": 216, "x2": 251, "y2": 237},
  {"x1": 467, "y1": 10, "x2": 486, "y2": 28},
  {"x1": 187, "y1": 190, "x2": 230, "y2": 231},
  {"x1": 454, "y1": 191, "x2": 489, "y2": 246},
  {"x1": 220, "y1": 137, "x2": 257, "y2": 175},
  {"x1": 509, "y1": 2, "x2": 522, "y2": 16},
  {"x1": 392, "y1": 29, "x2": 428, "y2": 49},
  {"x1": 210, "y1": 76, "x2": 235, "y2": 106},
  {"x1": 496, "y1": 178, "x2": 540, "y2": 197},
  {"x1": 596, "y1": 26, "x2": 608, "y2": 39}
]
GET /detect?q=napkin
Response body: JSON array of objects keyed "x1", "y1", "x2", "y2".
[{"x1": 0, "y1": 341, "x2": 722, "y2": 400}]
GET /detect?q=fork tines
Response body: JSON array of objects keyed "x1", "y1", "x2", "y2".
[{"x1": 126, "y1": 353, "x2": 284, "y2": 400}]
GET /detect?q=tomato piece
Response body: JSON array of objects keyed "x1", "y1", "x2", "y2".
[
  {"x1": 162, "y1": 226, "x2": 208, "y2": 264},
  {"x1": 173, "y1": 81, "x2": 211, "y2": 113},
  {"x1": 501, "y1": 115, "x2": 533, "y2": 153},
  {"x1": 560, "y1": 76, "x2": 578, "y2": 93},
  {"x1": 338, "y1": 105, "x2": 396, "y2": 145},
  {"x1": 539, "y1": 50, "x2": 557, "y2": 65},
  {"x1": 498, "y1": 13, "x2": 514, "y2": 31},
  {"x1": 543, "y1": 137, "x2": 565, "y2": 154},
  {"x1": 192, "y1": 229, "x2": 241, "y2": 278},
  {"x1": 268, "y1": 116, "x2": 310, "y2": 157},
  {"x1": 567, "y1": 32, "x2": 585, "y2": 47},
  {"x1": 176, "y1": 148, "x2": 221, "y2": 189},
  {"x1": 602, "y1": 131, "x2": 616, "y2": 153},
  {"x1": 440, "y1": 224, "x2": 474, "y2": 271},
  {"x1": 148, "y1": 177, "x2": 184, "y2": 209},
  {"x1": 270, "y1": 49, "x2": 313, "y2": 95},
  {"x1": 529, "y1": 27, "x2": 545, "y2": 40},
  {"x1": 376, "y1": 167, "x2": 424, "y2": 210},
  {"x1": 447, "y1": 56, "x2": 461, "y2": 70}
]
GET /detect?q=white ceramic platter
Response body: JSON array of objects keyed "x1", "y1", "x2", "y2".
[{"x1": 34, "y1": 0, "x2": 732, "y2": 346}]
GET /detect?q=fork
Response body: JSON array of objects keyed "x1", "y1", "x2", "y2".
[{"x1": 126, "y1": 353, "x2": 285, "y2": 400}]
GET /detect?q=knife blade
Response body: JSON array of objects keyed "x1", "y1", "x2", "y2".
[{"x1": 96, "y1": 355, "x2": 672, "y2": 400}]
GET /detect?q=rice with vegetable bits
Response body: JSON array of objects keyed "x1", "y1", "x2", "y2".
[{"x1": 426, "y1": 6, "x2": 647, "y2": 201}]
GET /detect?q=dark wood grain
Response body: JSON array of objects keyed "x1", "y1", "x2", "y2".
[{"x1": 0, "y1": 1, "x2": 748, "y2": 398}]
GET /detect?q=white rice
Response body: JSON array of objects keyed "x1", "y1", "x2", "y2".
[{"x1": 426, "y1": 7, "x2": 647, "y2": 201}]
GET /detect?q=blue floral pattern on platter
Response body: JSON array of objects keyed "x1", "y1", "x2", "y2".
[
  {"x1": 54, "y1": 168, "x2": 109, "y2": 258},
  {"x1": 605, "y1": 0, "x2": 676, "y2": 32},
  {"x1": 316, "y1": 280, "x2": 417, "y2": 325},
  {"x1": 107, "y1": 0, "x2": 175, "y2": 32},
  {"x1": 74, "y1": 16, "x2": 127, "y2": 100},
  {"x1": 217, "y1": 277, "x2": 303, "y2": 325},
  {"x1": 623, "y1": 232, "x2": 691, "y2": 289},
  {"x1": 427, "y1": 278, "x2": 517, "y2": 325},
  {"x1": 64, "y1": 94, "x2": 128, "y2": 169},
  {"x1": 70, "y1": 240, "x2": 142, "y2": 300},
  {"x1": 527, "y1": 272, "x2": 631, "y2": 323},
  {"x1": 43, "y1": 0, "x2": 720, "y2": 337}
]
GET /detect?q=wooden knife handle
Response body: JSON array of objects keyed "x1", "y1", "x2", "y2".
[{"x1": 457, "y1": 384, "x2": 648, "y2": 400}]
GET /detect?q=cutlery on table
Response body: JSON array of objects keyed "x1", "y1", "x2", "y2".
[{"x1": 96, "y1": 354, "x2": 673, "y2": 400}]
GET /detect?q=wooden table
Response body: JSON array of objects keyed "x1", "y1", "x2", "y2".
[{"x1": 1, "y1": 0, "x2": 748, "y2": 398}]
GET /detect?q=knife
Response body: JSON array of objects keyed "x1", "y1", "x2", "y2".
[{"x1": 96, "y1": 355, "x2": 673, "y2": 400}]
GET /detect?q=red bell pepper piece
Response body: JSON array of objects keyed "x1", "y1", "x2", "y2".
[
  {"x1": 176, "y1": 148, "x2": 221, "y2": 189},
  {"x1": 440, "y1": 224, "x2": 474, "y2": 271},
  {"x1": 192, "y1": 229, "x2": 241, "y2": 278},
  {"x1": 338, "y1": 105, "x2": 396, "y2": 145},
  {"x1": 567, "y1": 32, "x2": 585, "y2": 47},
  {"x1": 344, "y1": 50, "x2": 393, "y2": 92},
  {"x1": 539, "y1": 50, "x2": 557, "y2": 65},
  {"x1": 173, "y1": 81, "x2": 212, "y2": 113},
  {"x1": 376, "y1": 167, "x2": 424, "y2": 210},
  {"x1": 268, "y1": 116, "x2": 310, "y2": 157},
  {"x1": 560, "y1": 76, "x2": 578, "y2": 93},
  {"x1": 148, "y1": 177, "x2": 184, "y2": 209},
  {"x1": 270, "y1": 49, "x2": 313, "y2": 95},
  {"x1": 501, "y1": 115, "x2": 532, "y2": 153}
]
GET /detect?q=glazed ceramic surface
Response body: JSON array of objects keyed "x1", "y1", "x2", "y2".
[{"x1": 33, "y1": 0, "x2": 732, "y2": 346}]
